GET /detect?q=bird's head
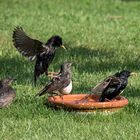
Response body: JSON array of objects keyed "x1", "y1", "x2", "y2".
[
  {"x1": 115, "y1": 70, "x2": 137, "y2": 78},
  {"x1": 46, "y1": 35, "x2": 66, "y2": 50},
  {"x1": 0, "y1": 78, "x2": 15, "y2": 87},
  {"x1": 60, "y1": 62, "x2": 72, "y2": 73}
]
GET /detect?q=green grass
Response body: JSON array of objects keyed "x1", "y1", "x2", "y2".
[{"x1": 0, "y1": 0, "x2": 140, "y2": 139}]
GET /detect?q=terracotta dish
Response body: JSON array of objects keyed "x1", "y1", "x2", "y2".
[{"x1": 48, "y1": 94, "x2": 129, "y2": 112}]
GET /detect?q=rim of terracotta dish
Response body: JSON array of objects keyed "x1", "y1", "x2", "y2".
[{"x1": 48, "y1": 94, "x2": 129, "y2": 110}]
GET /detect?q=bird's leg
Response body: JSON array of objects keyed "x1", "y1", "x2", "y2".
[
  {"x1": 48, "y1": 72, "x2": 54, "y2": 79},
  {"x1": 47, "y1": 72, "x2": 59, "y2": 79},
  {"x1": 48, "y1": 94, "x2": 57, "y2": 101},
  {"x1": 99, "y1": 96, "x2": 111, "y2": 102},
  {"x1": 98, "y1": 96, "x2": 105, "y2": 102},
  {"x1": 48, "y1": 75, "x2": 59, "y2": 79},
  {"x1": 56, "y1": 91, "x2": 64, "y2": 101},
  {"x1": 48, "y1": 72, "x2": 59, "y2": 75},
  {"x1": 51, "y1": 91, "x2": 64, "y2": 101}
]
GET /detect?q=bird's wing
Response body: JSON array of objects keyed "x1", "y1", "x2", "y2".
[
  {"x1": 36, "y1": 74, "x2": 70, "y2": 96},
  {"x1": 13, "y1": 27, "x2": 48, "y2": 61},
  {"x1": 91, "y1": 76, "x2": 112, "y2": 95},
  {"x1": 103, "y1": 77, "x2": 122, "y2": 95}
]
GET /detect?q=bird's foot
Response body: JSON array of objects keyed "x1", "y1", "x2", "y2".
[
  {"x1": 48, "y1": 95, "x2": 56, "y2": 101},
  {"x1": 48, "y1": 72, "x2": 58, "y2": 74},
  {"x1": 104, "y1": 98, "x2": 111, "y2": 102},
  {"x1": 59, "y1": 94, "x2": 64, "y2": 100},
  {"x1": 48, "y1": 72, "x2": 59, "y2": 75},
  {"x1": 55, "y1": 92, "x2": 64, "y2": 103},
  {"x1": 48, "y1": 72, "x2": 59, "y2": 79}
]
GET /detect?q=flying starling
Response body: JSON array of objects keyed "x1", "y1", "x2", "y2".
[
  {"x1": 13, "y1": 27, "x2": 66, "y2": 86},
  {"x1": 0, "y1": 78, "x2": 16, "y2": 108},
  {"x1": 92, "y1": 70, "x2": 136, "y2": 102},
  {"x1": 36, "y1": 62, "x2": 72, "y2": 97}
]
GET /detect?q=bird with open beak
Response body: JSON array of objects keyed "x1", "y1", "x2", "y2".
[
  {"x1": 91, "y1": 70, "x2": 137, "y2": 102},
  {"x1": 13, "y1": 27, "x2": 66, "y2": 86},
  {"x1": 0, "y1": 78, "x2": 16, "y2": 108},
  {"x1": 36, "y1": 62, "x2": 72, "y2": 97}
]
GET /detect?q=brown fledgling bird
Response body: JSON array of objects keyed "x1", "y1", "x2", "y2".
[
  {"x1": 0, "y1": 78, "x2": 16, "y2": 108},
  {"x1": 13, "y1": 27, "x2": 66, "y2": 86},
  {"x1": 36, "y1": 62, "x2": 72, "y2": 97},
  {"x1": 92, "y1": 70, "x2": 136, "y2": 102}
]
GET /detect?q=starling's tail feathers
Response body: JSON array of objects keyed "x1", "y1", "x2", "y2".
[{"x1": 35, "y1": 86, "x2": 48, "y2": 97}]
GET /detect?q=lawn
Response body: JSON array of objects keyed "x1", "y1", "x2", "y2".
[{"x1": 0, "y1": 0, "x2": 140, "y2": 139}]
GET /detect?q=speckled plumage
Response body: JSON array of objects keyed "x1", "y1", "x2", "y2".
[
  {"x1": 13, "y1": 27, "x2": 65, "y2": 86},
  {"x1": 36, "y1": 62, "x2": 72, "y2": 97},
  {"x1": 0, "y1": 78, "x2": 16, "y2": 108},
  {"x1": 92, "y1": 70, "x2": 134, "y2": 102}
]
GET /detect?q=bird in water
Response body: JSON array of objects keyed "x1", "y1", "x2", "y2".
[
  {"x1": 91, "y1": 70, "x2": 137, "y2": 102},
  {"x1": 36, "y1": 62, "x2": 72, "y2": 97},
  {"x1": 13, "y1": 27, "x2": 66, "y2": 86},
  {"x1": 0, "y1": 78, "x2": 16, "y2": 108}
]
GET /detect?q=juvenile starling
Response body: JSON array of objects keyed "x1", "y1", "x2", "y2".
[
  {"x1": 13, "y1": 27, "x2": 66, "y2": 86},
  {"x1": 92, "y1": 70, "x2": 136, "y2": 102},
  {"x1": 0, "y1": 78, "x2": 16, "y2": 108},
  {"x1": 36, "y1": 62, "x2": 72, "y2": 97}
]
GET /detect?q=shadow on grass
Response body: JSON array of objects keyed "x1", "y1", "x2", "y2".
[
  {"x1": 0, "y1": 44, "x2": 139, "y2": 87},
  {"x1": 0, "y1": 57, "x2": 33, "y2": 83},
  {"x1": 0, "y1": 56, "x2": 51, "y2": 86},
  {"x1": 55, "y1": 44, "x2": 140, "y2": 74}
]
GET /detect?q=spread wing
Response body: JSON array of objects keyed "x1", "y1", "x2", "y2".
[
  {"x1": 36, "y1": 74, "x2": 70, "y2": 96},
  {"x1": 92, "y1": 76, "x2": 118, "y2": 95},
  {"x1": 13, "y1": 27, "x2": 47, "y2": 61}
]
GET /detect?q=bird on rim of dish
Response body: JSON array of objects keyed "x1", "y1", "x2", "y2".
[
  {"x1": 13, "y1": 27, "x2": 66, "y2": 86},
  {"x1": 35, "y1": 62, "x2": 72, "y2": 98},
  {"x1": 91, "y1": 70, "x2": 137, "y2": 102},
  {"x1": 0, "y1": 78, "x2": 16, "y2": 108}
]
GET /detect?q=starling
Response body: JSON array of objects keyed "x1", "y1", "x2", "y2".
[
  {"x1": 92, "y1": 70, "x2": 136, "y2": 102},
  {"x1": 36, "y1": 62, "x2": 72, "y2": 97},
  {"x1": 0, "y1": 78, "x2": 16, "y2": 108},
  {"x1": 13, "y1": 27, "x2": 66, "y2": 86}
]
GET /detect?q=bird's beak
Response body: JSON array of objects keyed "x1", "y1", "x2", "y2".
[
  {"x1": 61, "y1": 45, "x2": 66, "y2": 50},
  {"x1": 130, "y1": 72, "x2": 137, "y2": 76}
]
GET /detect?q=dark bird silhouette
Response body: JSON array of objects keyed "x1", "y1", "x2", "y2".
[
  {"x1": 13, "y1": 27, "x2": 66, "y2": 86},
  {"x1": 0, "y1": 78, "x2": 16, "y2": 108},
  {"x1": 36, "y1": 62, "x2": 72, "y2": 97},
  {"x1": 91, "y1": 70, "x2": 136, "y2": 102}
]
